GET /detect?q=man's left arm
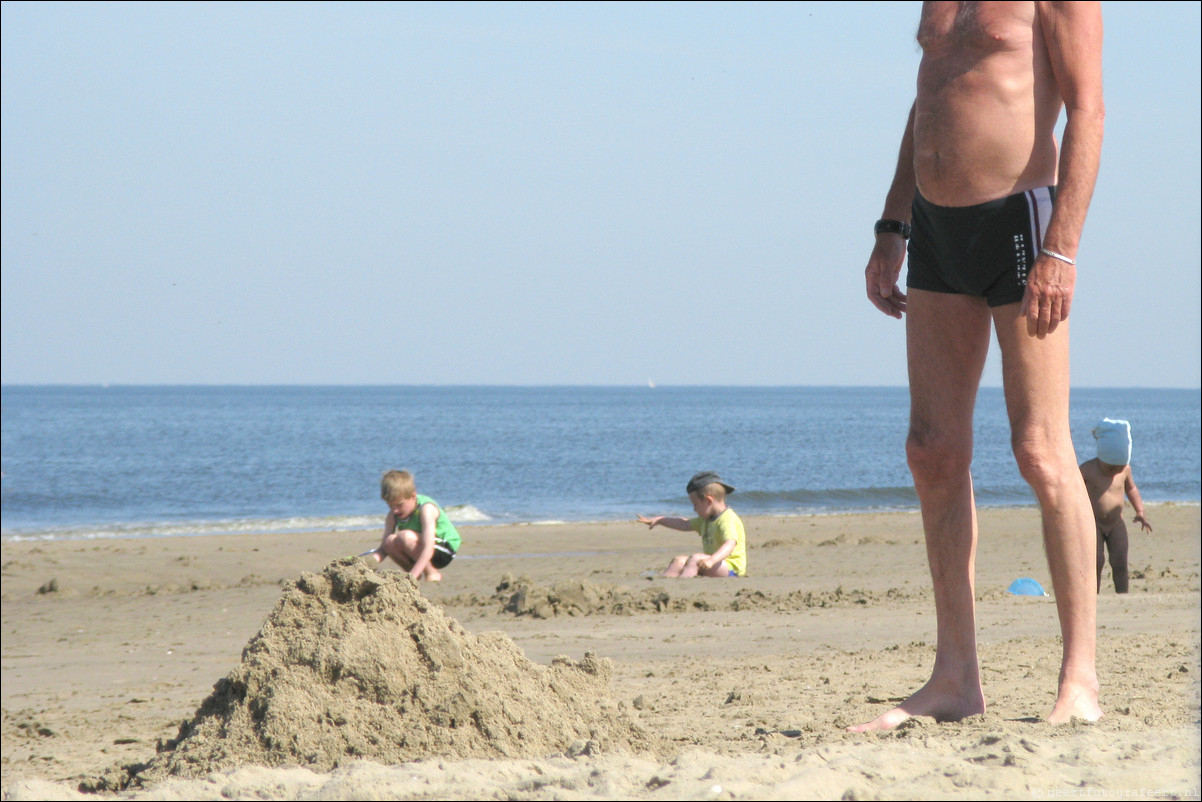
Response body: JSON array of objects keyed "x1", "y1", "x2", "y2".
[{"x1": 1025, "y1": 1, "x2": 1105, "y2": 338}]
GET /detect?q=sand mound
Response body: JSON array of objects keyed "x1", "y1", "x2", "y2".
[
  {"x1": 90, "y1": 558, "x2": 654, "y2": 789},
  {"x1": 492, "y1": 574, "x2": 706, "y2": 617},
  {"x1": 486, "y1": 575, "x2": 927, "y2": 617}
]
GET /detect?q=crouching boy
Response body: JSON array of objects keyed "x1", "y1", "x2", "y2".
[{"x1": 368, "y1": 469, "x2": 460, "y2": 581}]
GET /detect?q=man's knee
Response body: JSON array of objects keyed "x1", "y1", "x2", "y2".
[
  {"x1": 1010, "y1": 433, "x2": 1074, "y2": 491},
  {"x1": 906, "y1": 427, "x2": 972, "y2": 485}
]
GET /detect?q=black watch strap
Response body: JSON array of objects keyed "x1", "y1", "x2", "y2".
[{"x1": 874, "y1": 218, "x2": 911, "y2": 239}]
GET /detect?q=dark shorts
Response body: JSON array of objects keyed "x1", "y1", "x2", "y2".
[
  {"x1": 907, "y1": 186, "x2": 1056, "y2": 307},
  {"x1": 431, "y1": 541, "x2": 456, "y2": 569}
]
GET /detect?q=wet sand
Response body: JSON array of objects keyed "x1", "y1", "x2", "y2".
[{"x1": 2, "y1": 505, "x2": 1199, "y2": 800}]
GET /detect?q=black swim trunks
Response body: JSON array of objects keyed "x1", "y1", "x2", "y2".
[
  {"x1": 431, "y1": 540, "x2": 455, "y2": 569},
  {"x1": 907, "y1": 186, "x2": 1056, "y2": 307}
]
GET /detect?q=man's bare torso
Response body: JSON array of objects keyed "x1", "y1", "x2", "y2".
[{"x1": 914, "y1": 1, "x2": 1064, "y2": 206}]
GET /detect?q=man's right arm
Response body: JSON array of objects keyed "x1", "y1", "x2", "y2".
[{"x1": 866, "y1": 102, "x2": 918, "y2": 319}]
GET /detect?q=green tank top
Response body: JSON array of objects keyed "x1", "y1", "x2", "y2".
[{"x1": 393, "y1": 494, "x2": 461, "y2": 552}]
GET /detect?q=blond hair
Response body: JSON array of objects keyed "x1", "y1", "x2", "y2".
[
  {"x1": 380, "y1": 469, "x2": 416, "y2": 502},
  {"x1": 690, "y1": 482, "x2": 726, "y2": 503}
]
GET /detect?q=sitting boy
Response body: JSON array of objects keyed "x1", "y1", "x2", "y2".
[
  {"x1": 638, "y1": 471, "x2": 747, "y2": 577},
  {"x1": 1079, "y1": 419, "x2": 1151, "y2": 594},
  {"x1": 366, "y1": 469, "x2": 461, "y2": 581}
]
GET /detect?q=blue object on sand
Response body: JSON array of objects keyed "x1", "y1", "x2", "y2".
[{"x1": 1008, "y1": 577, "x2": 1048, "y2": 596}]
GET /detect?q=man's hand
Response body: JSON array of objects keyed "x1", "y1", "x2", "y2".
[
  {"x1": 865, "y1": 234, "x2": 908, "y2": 318},
  {"x1": 1022, "y1": 253, "x2": 1076, "y2": 338}
]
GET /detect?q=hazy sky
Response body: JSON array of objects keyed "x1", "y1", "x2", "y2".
[{"x1": 3, "y1": 1, "x2": 1199, "y2": 387}]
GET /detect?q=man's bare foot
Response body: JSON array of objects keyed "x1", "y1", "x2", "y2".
[
  {"x1": 423, "y1": 569, "x2": 443, "y2": 582},
  {"x1": 847, "y1": 676, "x2": 985, "y2": 732},
  {"x1": 1048, "y1": 678, "x2": 1103, "y2": 724}
]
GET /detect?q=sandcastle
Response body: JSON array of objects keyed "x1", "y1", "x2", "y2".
[{"x1": 94, "y1": 557, "x2": 653, "y2": 789}]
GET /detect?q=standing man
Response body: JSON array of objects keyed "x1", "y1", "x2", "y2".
[{"x1": 857, "y1": 2, "x2": 1105, "y2": 730}]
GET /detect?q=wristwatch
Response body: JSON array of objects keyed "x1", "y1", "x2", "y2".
[{"x1": 874, "y1": 218, "x2": 911, "y2": 239}]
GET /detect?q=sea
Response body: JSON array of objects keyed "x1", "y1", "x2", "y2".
[{"x1": 1, "y1": 385, "x2": 1198, "y2": 543}]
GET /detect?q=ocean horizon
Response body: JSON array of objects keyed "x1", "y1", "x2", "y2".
[{"x1": 3, "y1": 385, "x2": 1198, "y2": 543}]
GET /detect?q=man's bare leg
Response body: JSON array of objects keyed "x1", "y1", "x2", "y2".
[
  {"x1": 850, "y1": 290, "x2": 992, "y2": 732},
  {"x1": 994, "y1": 306, "x2": 1103, "y2": 723}
]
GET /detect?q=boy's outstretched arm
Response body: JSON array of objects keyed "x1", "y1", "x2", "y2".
[
  {"x1": 1125, "y1": 471, "x2": 1152, "y2": 532},
  {"x1": 638, "y1": 515, "x2": 693, "y2": 531}
]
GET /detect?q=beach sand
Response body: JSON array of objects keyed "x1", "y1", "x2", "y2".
[{"x1": 2, "y1": 505, "x2": 1199, "y2": 800}]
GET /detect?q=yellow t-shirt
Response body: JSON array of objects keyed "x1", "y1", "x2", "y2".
[{"x1": 688, "y1": 507, "x2": 747, "y2": 576}]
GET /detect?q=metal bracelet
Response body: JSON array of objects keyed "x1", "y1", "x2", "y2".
[{"x1": 1039, "y1": 247, "x2": 1076, "y2": 266}]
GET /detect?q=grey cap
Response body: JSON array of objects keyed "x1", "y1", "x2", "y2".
[{"x1": 686, "y1": 471, "x2": 735, "y2": 495}]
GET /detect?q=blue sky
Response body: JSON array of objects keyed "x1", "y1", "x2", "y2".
[{"x1": 2, "y1": 1, "x2": 1199, "y2": 387}]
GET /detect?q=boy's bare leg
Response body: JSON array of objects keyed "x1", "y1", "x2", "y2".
[
  {"x1": 381, "y1": 531, "x2": 418, "y2": 571},
  {"x1": 851, "y1": 291, "x2": 992, "y2": 732},
  {"x1": 679, "y1": 554, "x2": 707, "y2": 577},
  {"x1": 994, "y1": 306, "x2": 1102, "y2": 723},
  {"x1": 381, "y1": 532, "x2": 446, "y2": 581},
  {"x1": 664, "y1": 556, "x2": 688, "y2": 578},
  {"x1": 1107, "y1": 521, "x2": 1129, "y2": 594},
  {"x1": 1095, "y1": 529, "x2": 1107, "y2": 592},
  {"x1": 665, "y1": 554, "x2": 713, "y2": 578}
]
